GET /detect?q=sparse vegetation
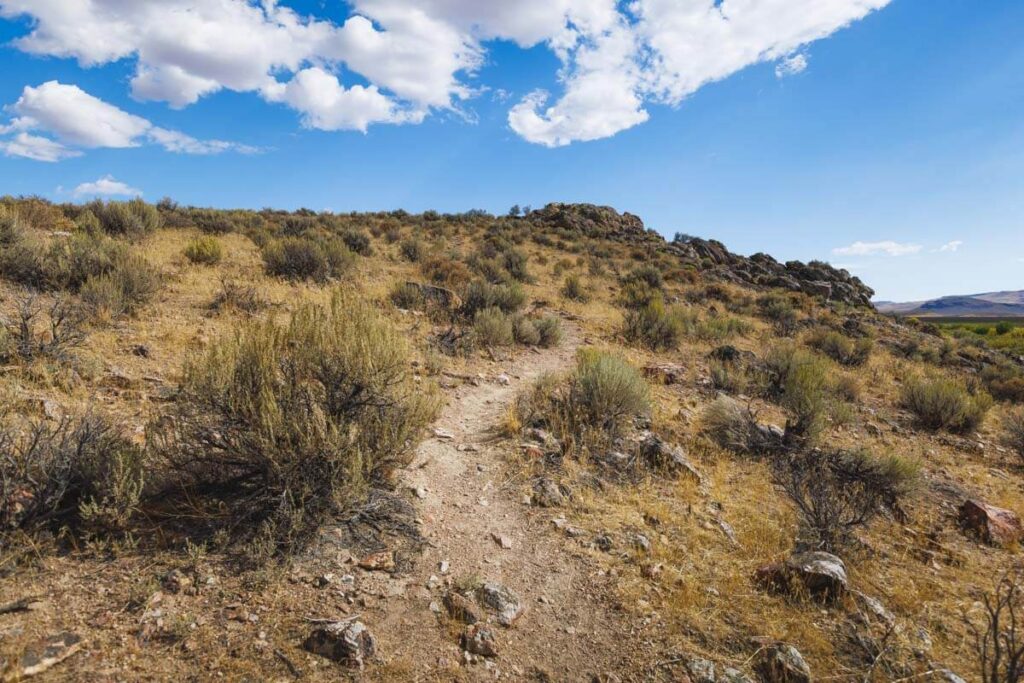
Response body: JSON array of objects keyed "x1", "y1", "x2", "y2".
[
  {"x1": 183, "y1": 235, "x2": 224, "y2": 265},
  {"x1": 806, "y1": 328, "x2": 873, "y2": 366},
  {"x1": 901, "y1": 375, "x2": 993, "y2": 433},
  {"x1": 262, "y1": 235, "x2": 354, "y2": 283}
]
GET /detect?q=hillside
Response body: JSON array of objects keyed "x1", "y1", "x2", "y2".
[
  {"x1": 878, "y1": 290, "x2": 1024, "y2": 317},
  {"x1": 0, "y1": 197, "x2": 1023, "y2": 682}
]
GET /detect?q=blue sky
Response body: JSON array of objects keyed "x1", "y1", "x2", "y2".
[{"x1": 0, "y1": 0, "x2": 1022, "y2": 302}]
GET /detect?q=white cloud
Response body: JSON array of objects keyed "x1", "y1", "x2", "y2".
[
  {"x1": 0, "y1": 0, "x2": 893, "y2": 146},
  {"x1": 73, "y1": 175, "x2": 142, "y2": 197},
  {"x1": 0, "y1": 132, "x2": 80, "y2": 162},
  {"x1": 0, "y1": 81, "x2": 255, "y2": 160},
  {"x1": 776, "y1": 53, "x2": 808, "y2": 78},
  {"x1": 832, "y1": 240, "x2": 923, "y2": 257},
  {"x1": 937, "y1": 240, "x2": 963, "y2": 253}
]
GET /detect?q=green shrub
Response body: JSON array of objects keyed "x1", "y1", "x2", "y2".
[
  {"x1": 561, "y1": 275, "x2": 589, "y2": 303},
  {"x1": 569, "y1": 350, "x2": 649, "y2": 433},
  {"x1": 89, "y1": 199, "x2": 161, "y2": 239},
  {"x1": 901, "y1": 376, "x2": 993, "y2": 433},
  {"x1": 760, "y1": 344, "x2": 831, "y2": 447},
  {"x1": 461, "y1": 280, "x2": 525, "y2": 317},
  {"x1": 806, "y1": 329, "x2": 873, "y2": 366},
  {"x1": 191, "y1": 209, "x2": 235, "y2": 234},
  {"x1": 696, "y1": 315, "x2": 752, "y2": 342},
  {"x1": 341, "y1": 229, "x2": 372, "y2": 256},
  {"x1": 472, "y1": 307, "x2": 514, "y2": 347},
  {"x1": 154, "y1": 291, "x2": 438, "y2": 558},
  {"x1": 183, "y1": 236, "x2": 223, "y2": 265},
  {"x1": 622, "y1": 296, "x2": 692, "y2": 350},
  {"x1": 262, "y1": 236, "x2": 353, "y2": 283},
  {"x1": 757, "y1": 293, "x2": 799, "y2": 335},
  {"x1": 512, "y1": 315, "x2": 541, "y2": 345},
  {"x1": 534, "y1": 316, "x2": 563, "y2": 348}
]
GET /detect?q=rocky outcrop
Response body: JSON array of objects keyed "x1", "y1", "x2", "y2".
[{"x1": 527, "y1": 203, "x2": 875, "y2": 307}]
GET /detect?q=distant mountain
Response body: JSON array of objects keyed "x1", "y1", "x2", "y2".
[{"x1": 876, "y1": 290, "x2": 1024, "y2": 317}]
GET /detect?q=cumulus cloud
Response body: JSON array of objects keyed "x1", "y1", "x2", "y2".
[
  {"x1": 937, "y1": 240, "x2": 963, "y2": 253},
  {"x1": 0, "y1": 132, "x2": 80, "y2": 162},
  {"x1": 776, "y1": 53, "x2": 808, "y2": 78},
  {"x1": 0, "y1": 81, "x2": 256, "y2": 160},
  {"x1": 73, "y1": 175, "x2": 142, "y2": 197},
  {"x1": 0, "y1": 0, "x2": 893, "y2": 146},
  {"x1": 832, "y1": 241, "x2": 923, "y2": 257}
]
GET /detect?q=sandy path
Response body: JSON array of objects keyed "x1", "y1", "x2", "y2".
[{"x1": 373, "y1": 322, "x2": 640, "y2": 681}]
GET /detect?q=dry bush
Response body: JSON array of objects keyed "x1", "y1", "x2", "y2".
[
  {"x1": 561, "y1": 274, "x2": 590, "y2": 302},
  {"x1": 400, "y1": 237, "x2": 424, "y2": 262},
  {"x1": 420, "y1": 255, "x2": 472, "y2": 290},
  {"x1": 806, "y1": 328, "x2": 873, "y2": 367},
  {"x1": 0, "y1": 292, "x2": 85, "y2": 363},
  {"x1": 79, "y1": 253, "x2": 161, "y2": 319},
  {"x1": 511, "y1": 315, "x2": 541, "y2": 345},
  {"x1": 209, "y1": 279, "x2": 266, "y2": 315},
  {"x1": 982, "y1": 363, "x2": 1024, "y2": 403},
  {"x1": 1005, "y1": 409, "x2": 1024, "y2": 461},
  {"x1": 153, "y1": 291, "x2": 438, "y2": 558},
  {"x1": 183, "y1": 235, "x2": 223, "y2": 265},
  {"x1": 0, "y1": 413, "x2": 145, "y2": 547},
  {"x1": 965, "y1": 568, "x2": 1024, "y2": 683},
  {"x1": 262, "y1": 235, "x2": 353, "y2": 283},
  {"x1": 339, "y1": 229, "x2": 372, "y2": 256},
  {"x1": 776, "y1": 447, "x2": 918, "y2": 551},
  {"x1": 901, "y1": 375, "x2": 992, "y2": 433},
  {"x1": 390, "y1": 282, "x2": 426, "y2": 311},
  {"x1": 700, "y1": 395, "x2": 781, "y2": 455}
]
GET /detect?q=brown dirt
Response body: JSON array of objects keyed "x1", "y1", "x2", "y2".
[{"x1": 371, "y1": 322, "x2": 647, "y2": 680}]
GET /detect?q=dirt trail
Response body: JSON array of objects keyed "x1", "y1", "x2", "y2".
[{"x1": 373, "y1": 323, "x2": 641, "y2": 680}]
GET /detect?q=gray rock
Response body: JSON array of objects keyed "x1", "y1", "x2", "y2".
[
  {"x1": 303, "y1": 619, "x2": 376, "y2": 669},
  {"x1": 753, "y1": 642, "x2": 810, "y2": 683},
  {"x1": 477, "y1": 582, "x2": 524, "y2": 626},
  {"x1": 686, "y1": 658, "x2": 717, "y2": 683},
  {"x1": 532, "y1": 478, "x2": 565, "y2": 507},
  {"x1": 461, "y1": 624, "x2": 498, "y2": 657},
  {"x1": 787, "y1": 551, "x2": 848, "y2": 600},
  {"x1": 639, "y1": 432, "x2": 703, "y2": 482}
]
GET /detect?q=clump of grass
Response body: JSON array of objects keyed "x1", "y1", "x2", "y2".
[
  {"x1": 696, "y1": 315, "x2": 752, "y2": 342},
  {"x1": 209, "y1": 279, "x2": 266, "y2": 315},
  {"x1": 512, "y1": 315, "x2": 541, "y2": 345},
  {"x1": 806, "y1": 329, "x2": 873, "y2": 367},
  {"x1": 153, "y1": 290, "x2": 438, "y2": 559},
  {"x1": 570, "y1": 349, "x2": 650, "y2": 433},
  {"x1": 757, "y1": 293, "x2": 799, "y2": 335},
  {"x1": 79, "y1": 253, "x2": 161, "y2": 319},
  {"x1": 534, "y1": 316, "x2": 563, "y2": 348},
  {"x1": 183, "y1": 235, "x2": 223, "y2": 265},
  {"x1": 901, "y1": 375, "x2": 992, "y2": 433},
  {"x1": 981, "y1": 363, "x2": 1024, "y2": 403}
]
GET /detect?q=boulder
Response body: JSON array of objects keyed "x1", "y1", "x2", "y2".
[
  {"x1": 959, "y1": 499, "x2": 1023, "y2": 547},
  {"x1": 303, "y1": 620, "x2": 375, "y2": 669},
  {"x1": 477, "y1": 582, "x2": 524, "y2": 626},
  {"x1": 753, "y1": 643, "x2": 811, "y2": 683},
  {"x1": 756, "y1": 551, "x2": 848, "y2": 602}
]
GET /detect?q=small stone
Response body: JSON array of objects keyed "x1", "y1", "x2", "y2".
[
  {"x1": 433, "y1": 427, "x2": 456, "y2": 440},
  {"x1": 532, "y1": 478, "x2": 565, "y2": 508},
  {"x1": 462, "y1": 624, "x2": 498, "y2": 658},
  {"x1": 358, "y1": 551, "x2": 396, "y2": 572},
  {"x1": 477, "y1": 583, "x2": 524, "y2": 627},
  {"x1": 413, "y1": 486, "x2": 428, "y2": 499},
  {"x1": 303, "y1": 619, "x2": 376, "y2": 670},
  {"x1": 686, "y1": 658, "x2": 717, "y2": 683},
  {"x1": 492, "y1": 533, "x2": 513, "y2": 550},
  {"x1": 315, "y1": 573, "x2": 335, "y2": 588},
  {"x1": 753, "y1": 642, "x2": 811, "y2": 683},
  {"x1": 162, "y1": 569, "x2": 193, "y2": 594},
  {"x1": 439, "y1": 560, "x2": 450, "y2": 575}
]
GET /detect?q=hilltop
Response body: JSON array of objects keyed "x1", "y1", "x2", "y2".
[
  {"x1": 0, "y1": 197, "x2": 1022, "y2": 682},
  {"x1": 878, "y1": 290, "x2": 1024, "y2": 318}
]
